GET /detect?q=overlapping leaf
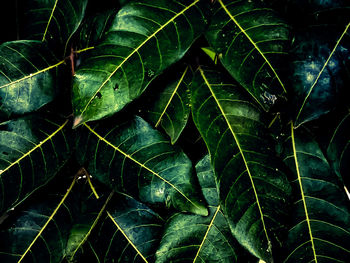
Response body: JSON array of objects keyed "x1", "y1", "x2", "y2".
[
  {"x1": 292, "y1": 24, "x2": 350, "y2": 127},
  {"x1": 145, "y1": 66, "x2": 192, "y2": 144},
  {"x1": 206, "y1": 0, "x2": 291, "y2": 111},
  {"x1": 0, "y1": 40, "x2": 64, "y2": 118},
  {"x1": 65, "y1": 181, "x2": 113, "y2": 262},
  {"x1": 156, "y1": 155, "x2": 244, "y2": 263},
  {"x1": 0, "y1": 114, "x2": 73, "y2": 215},
  {"x1": 91, "y1": 193, "x2": 163, "y2": 263},
  {"x1": 327, "y1": 112, "x2": 350, "y2": 188},
  {"x1": 77, "y1": 9, "x2": 117, "y2": 50},
  {"x1": 20, "y1": 0, "x2": 88, "y2": 55},
  {"x1": 282, "y1": 124, "x2": 350, "y2": 262},
  {"x1": 76, "y1": 115, "x2": 207, "y2": 216},
  {"x1": 191, "y1": 68, "x2": 291, "y2": 261},
  {"x1": 0, "y1": 179, "x2": 77, "y2": 263},
  {"x1": 72, "y1": 0, "x2": 208, "y2": 125}
]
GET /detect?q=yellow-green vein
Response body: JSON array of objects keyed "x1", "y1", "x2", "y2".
[
  {"x1": 0, "y1": 120, "x2": 68, "y2": 176},
  {"x1": 193, "y1": 205, "x2": 221, "y2": 263},
  {"x1": 68, "y1": 191, "x2": 114, "y2": 262},
  {"x1": 83, "y1": 123, "x2": 204, "y2": 213},
  {"x1": 155, "y1": 66, "x2": 189, "y2": 128},
  {"x1": 107, "y1": 211, "x2": 148, "y2": 263},
  {"x1": 42, "y1": 0, "x2": 59, "y2": 42},
  {"x1": 18, "y1": 176, "x2": 77, "y2": 263},
  {"x1": 0, "y1": 60, "x2": 65, "y2": 90},
  {"x1": 0, "y1": 46, "x2": 94, "y2": 90},
  {"x1": 295, "y1": 22, "x2": 350, "y2": 126},
  {"x1": 199, "y1": 67, "x2": 271, "y2": 247},
  {"x1": 290, "y1": 122, "x2": 317, "y2": 262},
  {"x1": 217, "y1": 0, "x2": 286, "y2": 93},
  {"x1": 79, "y1": 0, "x2": 200, "y2": 119}
]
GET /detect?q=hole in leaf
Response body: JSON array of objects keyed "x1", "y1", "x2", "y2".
[
  {"x1": 114, "y1": 84, "x2": 118, "y2": 91},
  {"x1": 3, "y1": 152, "x2": 8, "y2": 155},
  {"x1": 96, "y1": 92, "x2": 102, "y2": 99}
]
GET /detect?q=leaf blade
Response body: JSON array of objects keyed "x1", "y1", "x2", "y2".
[
  {"x1": 73, "y1": 0, "x2": 208, "y2": 124},
  {"x1": 191, "y1": 68, "x2": 291, "y2": 261}
]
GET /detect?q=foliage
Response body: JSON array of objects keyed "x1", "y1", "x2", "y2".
[{"x1": 0, "y1": 0, "x2": 349, "y2": 262}]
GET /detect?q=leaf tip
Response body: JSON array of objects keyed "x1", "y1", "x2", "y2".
[{"x1": 72, "y1": 115, "x2": 84, "y2": 129}]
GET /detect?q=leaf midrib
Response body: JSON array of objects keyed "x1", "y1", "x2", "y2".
[
  {"x1": 198, "y1": 67, "x2": 271, "y2": 249},
  {"x1": 79, "y1": 0, "x2": 200, "y2": 118},
  {"x1": 290, "y1": 122, "x2": 317, "y2": 262},
  {"x1": 83, "y1": 123, "x2": 203, "y2": 212},
  {"x1": 217, "y1": 0, "x2": 286, "y2": 93},
  {"x1": 295, "y1": 23, "x2": 350, "y2": 126}
]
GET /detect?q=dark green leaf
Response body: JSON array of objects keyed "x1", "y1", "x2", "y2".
[
  {"x1": 0, "y1": 40, "x2": 64, "y2": 118},
  {"x1": 65, "y1": 181, "x2": 113, "y2": 262},
  {"x1": 145, "y1": 66, "x2": 192, "y2": 144},
  {"x1": 77, "y1": 9, "x2": 117, "y2": 49},
  {"x1": 20, "y1": 0, "x2": 88, "y2": 55},
  {"x1": 72, "y1": 0, "x2": 208, "y2": 125},
  {"x1": 327, "y1": 112, "x2": 350, "y2": 187},
  {"x1": 206, "y1": 0, "x2": 290, "y2": 111},
  {"x1": 283, "y1": 124, "x2": 350, "y2": 262},
  {"x1": 0, "y1": 114, "x2": 73, "y2": 215},
  {"x1": 156, "y1": 155, "x2": 244, "y2": 263},
  {"x1": 76, "y1": 115, "x2": 207, "y2": 216},
  {"x1": 0, "y1": 178, "x2": 76, "y2": 263},
  {"x1": 92, "y1": 193, "x2": 163, "y2": 262},
  {"x1": 191, "y1": 68, "x2": 291, "y2": 261},
  {"x1": 292, "y1": 24, "x2": 350, "y2": 127}
]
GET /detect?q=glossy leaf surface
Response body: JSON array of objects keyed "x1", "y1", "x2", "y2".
[
  {"x1": 206, "y1": 0, "x2": 290, "y2": 111},
  {"x1": 292, "y1": 25, "x2": 350, "y2": 126},
  {"x1": 0, "y1": 114, "x2": 73, "y2": 215},
  {"x1": 156, "y1": 155, "x2": 243, "y2": 263},
  {"x1": 72, "y1": 0, "x2": 208, "y2": 125},
  {"x1": 191, "y1": 68, "x2": 291, "y2": 261},
  {"x1": 92, "y1": 193, "x2": 163, "y2": 263},
  {"x1": 283, "y1": 124, "x2": 350, "y2": 262},
  {"x1": 76, "y1": 115, "x2": 207, "y2": 216},
  {"x1": 0, "y1": 40, "x2": 63, "y2": 118},
  {"x1": 20, "y1": 0, "x2": 88, "y2": 54},
  {"x1": 145, "y1": 66, "x2": 192, "y2": 144}
]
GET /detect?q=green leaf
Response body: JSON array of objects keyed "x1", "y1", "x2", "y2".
[
  {"x1": 65, "y1": 182, "x2": 114, "y2": 262},
  {"x1": 156, "y1": 155, "x2": 244, "y2": 263},
  {"x1": 145, "y1": 66, "x2": 192, "y2": 144},
  {"x1": 76, "y1": 115, "x2": 207, "y2": 216},
  {"x1": 77, "y1": 9, "x2": 117, "y2": 49},
  {"x1": 205, "y1": 0, "x2": 290, "y2": 111},
  {"x1": 0, "y1": 40, "x2": 64, "y2": 118},
  {"x1": 191, "y1": 68, "x2": 291, "y2": 261},
  {"x1": 0, "y1": 177, "x2": 76, "y2": 263},
  {"x1": 20, "y1": 0, "x2": 88, "y2": 55},
  {"x1": 72, "y1": 0, "x2": 208, "y2": 125},
  {"x1": 327, "y1": 112, "x2": 350, "y2": 187},
  {"x1": 92, "y1": 193, "x2": 164, "y2": 263},
  {"x1": 293, "y1": 24, "x2": 350, "y2": 127},
  {"x1": 0, "y1": 114, "x2": 73, "y2": 215},
  {"x1": 283, "y1": 123, "x2": 350, "y2": 262}
]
